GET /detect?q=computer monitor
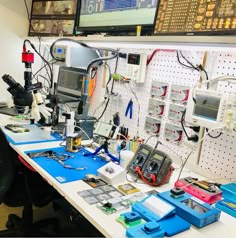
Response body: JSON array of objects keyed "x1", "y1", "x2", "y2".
[
  {"x1": 56, "y1": 66, "x2": 86, "y2": 103},
  {"x1": 75, "y1": 0, "x2": 159, "y2": 35}
]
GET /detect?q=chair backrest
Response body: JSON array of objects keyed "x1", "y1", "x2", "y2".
[
  {"x1": 0, "y1": 128, "x2": 18, "y2": 203},
  {"x1": 0, "y1": 128, "x2": 59, "y2": 208}
]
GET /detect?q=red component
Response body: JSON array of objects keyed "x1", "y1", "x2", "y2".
[
  {"x1": 22, "y1": 51, "x2": 34, "y2": 63},
  {"x1": 174, "y1": 178, "x2": 222, "y2": 204},
  {"x1": 135, "y1": 166, "x2": 173, "y2": 187}
]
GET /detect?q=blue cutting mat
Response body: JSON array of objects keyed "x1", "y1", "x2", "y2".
[{"x1": 25, "y1": 147, "x2": 107, "y2": 183}]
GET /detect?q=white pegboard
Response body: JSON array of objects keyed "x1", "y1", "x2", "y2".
[
  {"x1": 199, "y1": 53, "x2": 236, "y2": 179},
  {"x1": 88, "y1": 48, "x2": 204, "y2": 167},
  {"x1": 88, "y1": 47, "x2": 236, "y2": 179}
]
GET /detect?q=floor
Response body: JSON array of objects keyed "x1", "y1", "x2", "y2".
[
  {"x1": 0, "y1": 201, "x2": 104, "y2": 237},
  {"x1": 0, "y1": 204, "x2": 22, "y2": 230},
  {"x1": 0, "y1": 203, "x2": 54, "y2": 231}
]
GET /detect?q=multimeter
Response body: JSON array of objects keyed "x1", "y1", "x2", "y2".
[
  {"x1": 142, "y1": 150, "x2": 172, "y2": 186},
  {"x1": 128, "y1": 144, "x2": 173, "y2": 186},
  {"x1": 128, "y1": 144, "x2": 153, "y2": 176}
]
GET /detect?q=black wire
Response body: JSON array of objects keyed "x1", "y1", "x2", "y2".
[
  {"x1": 23, "y1": 0, "x2": 30, "y2": 20},
  {"x1": 96, "y1": 56, "x2": 119, "y2": 121},
  {"x1": 181, "y1": 109, "x2": 190, "y2": 140},
  {"x1": 176, "y1": 51, "x2": 195, "y2": 69},
  {"x1": 145, "y1": 134, "x2": 158, "y2": 144},
  {"x1": 179, "y1": 51, "x2": 199, "y2": 71},
  {"x1": 206, "y1": 128, "x2": 222, "y2": 139},
  {"x1": 24, "y1": 40, "x2": 53, "y2": 88},
  {"x1": 176, "y1": 149, "x2": 194, "y2": 182}
]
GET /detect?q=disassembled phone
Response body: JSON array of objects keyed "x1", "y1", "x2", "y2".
[{"x1": 5, "y1": 124, "x2": 30, "y2": 133}]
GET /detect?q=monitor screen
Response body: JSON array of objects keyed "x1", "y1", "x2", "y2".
[
  {"x1": 57, "y1": 66, "x2": 86, "y2": 101},
  {"x1": 76, "y1": 0, "x2": 159, "y2": 34},
  {"x1": 193, "y1": 94, "x2": 221, "y2": 121}
]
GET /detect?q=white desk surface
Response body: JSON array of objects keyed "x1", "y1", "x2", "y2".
[{"x1": 1, "y1": 114, "x2": 235, "y2": 238}]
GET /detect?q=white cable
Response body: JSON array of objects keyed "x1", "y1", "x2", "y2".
[
  {"x1": 74, "y1": 125, "x2": 91, "y2": 141},
  {"x1": 202, "y1": 76, "x2": 236, "y2": 87}
]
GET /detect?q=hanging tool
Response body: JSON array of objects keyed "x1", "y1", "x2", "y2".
[{"x1": 125, "y1": 99, "x2": 133, "y2": 119}]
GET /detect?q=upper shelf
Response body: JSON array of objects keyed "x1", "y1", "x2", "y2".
[
  {"x1": 36, "y1": 35, "x2": 236, "y2": 50},
  {"x1": 74, "y1": 35, "x2": 236, "y2": 46}
]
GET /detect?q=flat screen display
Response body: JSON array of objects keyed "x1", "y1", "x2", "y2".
[
  {"x1": 193, "y1": 94, "x2": 221, "y2": 121},
  {"x1": 57, "y1": 66, "x2": 86, "y2": 98},
  {"x1": 154, "y1": 0, "x2": 236, "y2": 35},
  {"x1": 76, "y1": 0, "x2": 159, "y2": 34}
]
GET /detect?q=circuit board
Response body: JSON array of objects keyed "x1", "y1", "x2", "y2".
[{"x1": 154, "y1": 0, "x2": 236, "y2": 34}]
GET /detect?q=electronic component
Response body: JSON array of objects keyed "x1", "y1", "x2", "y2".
[
  {"x1": 97, "y1": 162, "x2": 126, "y2": 185},
  {"x1": 132, "y1": 195, "x2": 175, "y2": 221},
  {"x1": 215, "y1": 199, "x2": 236, "y2": 218},
  {"x1": 170, "y1": 85, "x2": 190, "y2": 104},
  {"x1": 51, "y1": 45, "x2": 67, "y2": 61},
  {"x1": 126, "y1": 215, "x2": 190, "y2": 238},
  {"x1": 141, "y1": 150, "x2": 172, "y2": 186},
  {"x1": 117, "y1": 212, "x2": 143, "y2": 228},
  {"x1": 150, "y1": 81, "x2": 168, "y2": 99},
  {"x1": 215, "y1": 182, "x2": 236, "y2": 218},
  {"x1": 185, "y1": 89, "x2": 236, "y2": 131},
  {"x1": 128, "y1": 144, "x2": 153, "y2": 176},
  {"x1": 145, "y1": 116, "x2": 161, "y2": 135},
  {"x1": 118, "y1": 184, "x2": 140, "y2": 195},
  {"x1": 56, "y1": 66, "x2": 86, "y2": 102},
  {"x1": 126, "y1": 53, "x2": 147, "y2": 83},
  {"x1": 97, "y1": 192, "x2": 144, "y2": 215},
  {"x1": 170, "y1": 188, "x2": 185, "y2": 198},
  {"x1": 94, "y1": 121, "x2": 119, "y2": 140},
  {"x1": 126, "y1": 221, "x2": 165, "y2": 238},
  {"x1": 128, "y1": 144, "x2": 173, "y2": 186},
  {"x1": 158, "y1": 191, "x2": 221, "y2": 228},
  {"x1": 5, "y1": 124, "x2": 30, "y2": 133},
  {"x1": 168, "y1": 103, "x2": 186, "y2": 122},
  {"x1": 175, "y1": 177, "x2": 222, "y2": 204},
  {"x1": 155, "y1": 0, "x2": 236, "y2": 35},
  {"x1": 148, "y1": 99, "x2": 165, "y2": 117},
  {"x1": 164, "y1": 123, "x2": 183, "y2": 143}
]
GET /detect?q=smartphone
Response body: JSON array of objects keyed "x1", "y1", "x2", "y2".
[{"x1": 5, "y1": 124, "x2": 30, "y2": 133}]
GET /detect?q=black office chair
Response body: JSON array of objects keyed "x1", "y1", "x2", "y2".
[{"x1": 0, "y1": 128, "x2": 59, "y2": 236}]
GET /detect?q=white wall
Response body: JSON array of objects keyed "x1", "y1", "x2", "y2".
[{"x1": 0, "y1": 0, "x2": 31, "y2": 103}]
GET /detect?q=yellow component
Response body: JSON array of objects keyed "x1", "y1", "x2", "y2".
[
  {"x1": 88, "y1": 78, "x2": 95, "y2": 97},
  {"x1": 224, "y1": 202, "x2": 236, "y2": 208}
]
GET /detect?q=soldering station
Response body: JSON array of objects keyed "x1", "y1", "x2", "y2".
[{"x1": 0, "y1": 1, "x2": 236, "y2": 237}]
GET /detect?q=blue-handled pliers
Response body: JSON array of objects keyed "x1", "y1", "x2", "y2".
[{"x1": 125, "y1": 99, "x2": 133, "y2": 119}]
